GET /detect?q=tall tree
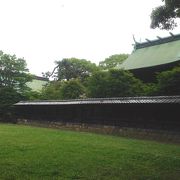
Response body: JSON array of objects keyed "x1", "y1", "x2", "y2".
[
  {"x1": 87, "y1": 69, "x2": 144, "y2": 98},
  {"x1": 150, "y1": 0, "x2": 180, "y2": 30},
  {"x1": 54, "y1": 58, "x2": 99, "y2": 81},
  {"x1": 99, "y1": 54, "x2": 128, "y2": 70},
  {"x1": 0, "y1": 51, "x2": 31, "y2": 92},
  {"x1": 60, "y1": 79, "x2": 85, "y2": 99},
  {"x1": 0, "y1": 51, "x2": 32, "y2": 120}
]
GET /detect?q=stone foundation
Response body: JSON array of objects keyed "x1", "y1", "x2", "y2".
[{"x1": 18, "y1": 119, "x2": 180, "y2": 144}]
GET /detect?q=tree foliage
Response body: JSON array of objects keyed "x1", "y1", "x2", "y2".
[
  {"x1": 0, "y1": 51, "x2": 32, "y2": 92},
  {"x1": 0, "y1": 87, "x2": 23, "y2": 120},
  {"x1": 154, "y1": 66, "x2": 180, "y2": 95},
  {"x1": 87, "y1": 69, "x2": 145, "y2": 98},
  {"x1": 41, "y1": 81, "x2": 62, "y2": 100},
  {"x1": 87, "y1": 71, "x2": 108, "y2": 98},
  {"x1": 60, "y1": 79, "x2": 85, "y2": 99},
  {"x1": 99, "y1": 54, "x2": 128, "y2": 70},
  {"x1": 0, "y1": 51, "x2": 31, "y2": 120},
  {"x1": 55, "y1": 58, "x2": 99, "y2": 81},
  {"x1": 41, "y1": 79, "x2": 85, "y2": 100},
  {"x1": 150, "y1": 0, "x2": 180, "y2": 30},
  {"x1": 24, "y1": 90, "x2": 42, "y2": 100}
]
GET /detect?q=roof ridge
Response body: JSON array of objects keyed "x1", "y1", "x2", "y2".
[{"x1": 136, "y1": 33, "x2": 180, "y2": 49}]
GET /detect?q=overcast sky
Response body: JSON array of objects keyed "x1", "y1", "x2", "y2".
[{"x1": 0, "y1": 0, "x2": 179, "y2": 75}]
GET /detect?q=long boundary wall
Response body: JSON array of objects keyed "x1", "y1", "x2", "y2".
[{"x1": 15, "y1": 102, "x2": 180, "y2": 143}]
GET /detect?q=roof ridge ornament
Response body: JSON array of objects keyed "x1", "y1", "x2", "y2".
[
  {"x1": 132, "y1": 34, "x2": 139, "y2": 44},
  {"x1": 169, "y1": 32, "x2": 174, "y2": 37},
  {"x1": 135, "y1": 33, "x2": 180, "y2": 49},
  {"x1": 132, "y1": 34, "x2": 140, "y2": 51},
  {"x1": 157, "y1": 36, "x2": 162, "y2": 40},
  {"x1": 145, "y1": 38, "x2": 152, "y2": 43}
]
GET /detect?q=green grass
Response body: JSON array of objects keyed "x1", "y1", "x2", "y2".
[{"x1": 0, "y1": 124, "x2": 179, "y2": 180}]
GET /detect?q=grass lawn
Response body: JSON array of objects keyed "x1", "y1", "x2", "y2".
[{"x1": 0, "y1": 124, "x2": 179, "y2": 179}]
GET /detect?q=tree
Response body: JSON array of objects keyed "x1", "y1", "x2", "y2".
[
  {"x1": 154, "y1": 66, "x2": 180, "y2": 95},
  {"x1": 150, "y1": 0, "x2": 180, "y2": 30},
  {"x1": 60, "y1": 79, "x2": 85, "y2": 99},
  {"x1": 87, "y1": 69, "x2": 145, "y2": 98},
  {"x1": 23, "y1": 90, "x2": 42, "y2": 100},
  {"x1": 0, "y1": 51, "x2": 31, "y2": 120},
  {"x1": 41, "y1": 79, "x2": 86, "y2": 100},
  {"x1": 0, "y1": 87, "x2": 23, "y2": 121},
  {"x1": 99, "y1": 54, "x2": 128, "y2": 70},
  {"x1": 87, "y1": 71, "x2": 108, "y2": 98},
  {"x1": 0, "y1": 51, "x2": 32, "y2": 92},
  {"x1": 54, "y1": 58, "x2": 99, "y2": 81},
  {"x1": 41, "y1": 81, "x2": 63, "y2": 100}
]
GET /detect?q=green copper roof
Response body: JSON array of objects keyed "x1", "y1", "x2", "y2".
[
  {"x1": 27, "y1": 78, "x2": 48, "y2": 92},
  {"x1": 118, "y1": 34, "x2": 180, "y2": 70}
]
